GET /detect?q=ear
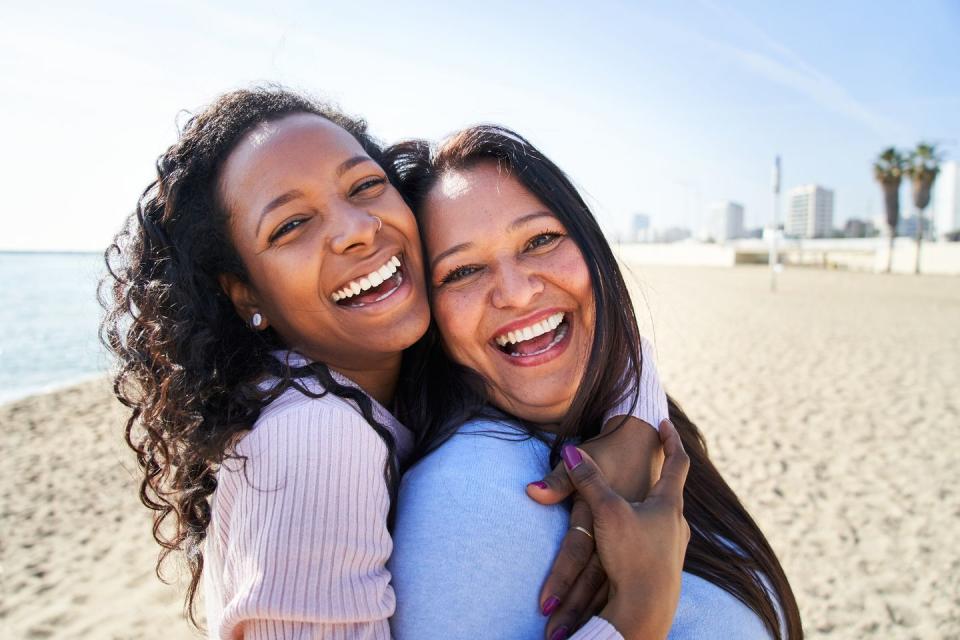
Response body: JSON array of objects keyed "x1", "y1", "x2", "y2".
[{"x1": 218, "y1": 273, "x2": 270, "y2": 330}]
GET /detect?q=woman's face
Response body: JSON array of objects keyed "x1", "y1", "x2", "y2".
[
  {"x1": 218, "y1": 113, "x2": 430, "y2": 375},
  {"x1": 421, "y1": 162, "x2": 595, "y2": 424}
]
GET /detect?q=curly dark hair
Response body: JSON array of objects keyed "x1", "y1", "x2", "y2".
[{"x1": 99, "y1": 86, "x2": 401, "y2": 626}]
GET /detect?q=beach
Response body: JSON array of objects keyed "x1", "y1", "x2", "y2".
[{"x1": 3, "y1": 265, "x2": 958, "y2": 639}]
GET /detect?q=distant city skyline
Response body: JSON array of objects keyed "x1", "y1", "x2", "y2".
[{"x1": 2, "y1": 1, "x2": 958, "y2": 251}]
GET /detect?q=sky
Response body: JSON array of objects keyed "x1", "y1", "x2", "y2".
[{"x1": 2, "y1": 0, "x2": 958, "y2": 251}]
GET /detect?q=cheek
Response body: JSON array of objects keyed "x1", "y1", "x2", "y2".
[
  {"x1": 432, "y1": 287, "x2": 487, "y2": 366},
  {"x1": 552, "y1": 244, "x2": 594, "y2": 311}
]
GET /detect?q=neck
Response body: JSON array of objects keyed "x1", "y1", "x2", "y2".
[{"x1": 327, "y1": 353, "x2": 402, "y2": 407}]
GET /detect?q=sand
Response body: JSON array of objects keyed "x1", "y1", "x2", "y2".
[{"x1": 2, "y1": 265, "x2": 958, "y2": 639}]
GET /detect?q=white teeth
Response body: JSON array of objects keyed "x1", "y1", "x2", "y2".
[
  {"x1": 494, "y1": 312, "x2": 565, "y2": 347},
  {"x1": 332, "y1": 255, "x2": 402, "y2": 302}
]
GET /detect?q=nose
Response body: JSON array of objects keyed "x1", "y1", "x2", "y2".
[
  {"x1": 329, "y1": 206, "x2": 380, "y2": 254},
  {"x1": 490, "y1": 261, "x2": 544, "y2": 309}
]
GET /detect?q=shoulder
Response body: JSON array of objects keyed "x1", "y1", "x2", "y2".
[
  {"x1": 402, "y1": 418, "x2": 551, "y2": 494},
  {"x1": 670, "y1": 572, "x2": 775, "y2": 640},
  {"x1": 233, "y1": 384, "x2": 382, "y2": 459}
]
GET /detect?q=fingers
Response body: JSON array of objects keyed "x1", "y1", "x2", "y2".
[
  {"x1": 577, "y1": 579, "x2": 609, "y2": 630},
  {"x1": 647, "y1": 420, "x2": 690, "y2": 503},
  {"x1": 539, "y1": 498, "x2": 595, "y2": 616},
  {"x1": 559, "y1": 445, "x2": 622, "y2": 515},
  {"x1": 545, "y1": 554, "x2": 607, "y2": 640},
  {"x1": 526, "y1": 461, "x2": 575, "y2": 505}
]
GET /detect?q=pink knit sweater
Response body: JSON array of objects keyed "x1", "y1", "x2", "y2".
[{"x1": 203, "y1": 340, "x2": 667, "y2": 639}]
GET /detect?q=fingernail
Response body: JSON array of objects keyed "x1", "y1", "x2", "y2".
[
  {"x1": 528, "y1": 481, "x2": 549, "y2": 490},
  {"x1": 561, "y1": 445, "x2": 583, "y2": 471},
  {"x1": 549, "y1": 625, "x2": 570, "y2": 640},
  {"x1": 541, "y1": 595, "x2": 560, "y2": 616}
]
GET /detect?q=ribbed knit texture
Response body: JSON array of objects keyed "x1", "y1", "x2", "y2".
[
  {"x1": 606, "y1": 336, "x2": 669, "y2": 429},
  {"x1": 204, "y1": 367, "x2": 413, "y2": 640}
]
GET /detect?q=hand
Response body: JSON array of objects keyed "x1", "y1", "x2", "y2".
[
  {"x1": 559, "y1": 420, "x2": 690, "y2": 640},
  {"x1": 527, "y1": 418, "x2": 664, "y2": 637}
]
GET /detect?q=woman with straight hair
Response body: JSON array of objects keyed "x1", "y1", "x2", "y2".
[
  {"x1": 102, "y1": 87, "x2": 689, "y2": 639},
  {"x1": 387, "y1": 125, "x2": 804, "y2": 640}
]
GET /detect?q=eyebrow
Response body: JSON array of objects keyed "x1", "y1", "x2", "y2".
[
  {"x1": 254, "y1": 155, "x2": 375, "y2": 236},
  {"x1": 430, "y1": 210, "x2": 557, "y2": 266},
  {"x1": 507, "y1": 210, "x2": 555, "y2": 232}
]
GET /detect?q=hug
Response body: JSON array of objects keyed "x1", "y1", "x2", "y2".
[{"x1": 102, "y1": 87, "x2": 802, "y2": 639}]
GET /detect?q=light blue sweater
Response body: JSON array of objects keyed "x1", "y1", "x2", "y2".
[{"x1": 389, "y1": 419, "x2": 776, "y2": 640}]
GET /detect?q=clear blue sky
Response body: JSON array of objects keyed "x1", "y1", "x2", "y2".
[{"x1": 2, "y1": 0, "x2": 958, "y2": 251}]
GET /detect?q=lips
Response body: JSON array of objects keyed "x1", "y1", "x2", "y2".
[
  {"x1": 331, "y1": 254, "x2": 402, "y2": 302},
  {"x1": 490, "y1": 309, "x2": 573, "y2": 366},
  {"x1": 331, "y1": 254, "x2": 408, "y2": 309}
]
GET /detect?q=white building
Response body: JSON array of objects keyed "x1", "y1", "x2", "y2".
[
  {"x1": 787, "y1": 185, "x2": 834, "y2": 238},
  {"x1": 707, "y1": 201, "x2": 744, "y2": 243},
  {"x1": 933, "y1": 161, "x2": 960, "y2": 238},
  {"x1": 631, "y1": 213, "x2": 652, "y2": 242}
]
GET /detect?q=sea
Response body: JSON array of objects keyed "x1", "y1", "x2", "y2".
[{"x1": 0, "y1": 252, "x2": 109, "y2": 404}]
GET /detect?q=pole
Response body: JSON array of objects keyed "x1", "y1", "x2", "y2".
[{"x1": 770, "y1": 155, "x2": 781, "y2": 292}]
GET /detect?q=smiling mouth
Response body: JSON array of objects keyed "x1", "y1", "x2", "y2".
[
  {"x1": 494, "y1": 312, "x2": 570, "y2": 358},
  {"x1": 331, "y1": 255, "x2": 405, "y2": 308}
]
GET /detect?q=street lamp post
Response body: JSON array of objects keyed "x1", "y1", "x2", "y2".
[{"x1": 770, "y1": 155, "x2": 781, "y2": 292}]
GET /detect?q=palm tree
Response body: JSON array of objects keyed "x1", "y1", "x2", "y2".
[
  {"x1": 873, "y1": 147, "x2": 906, "y2": 273},
  {"x1": 906, "y1": 142, "x2": 942, "y2": 274}
]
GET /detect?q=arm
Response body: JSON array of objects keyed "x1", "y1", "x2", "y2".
[
  {"x1": 529, "y1": 336, "x2": 670, "y2": 634},
  {"x1": 207, "y1": 402, "x2": 395, "y2": 640},
  {"x1": 389, "y1": 422, "x2": 623, "y2": 640}
]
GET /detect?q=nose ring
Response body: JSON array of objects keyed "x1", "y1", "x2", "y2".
[{"x1": 371, "y1": 215, "x2": 382, "y2": 234}]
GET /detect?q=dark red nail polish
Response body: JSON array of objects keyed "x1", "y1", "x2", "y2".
[
  {"x1": 528, "y1": 481, "x2": 549, "y2": 490},
  {"x1": 549, "y1": 625, "x2": 570, "y2": 640},
  {"x1": 561, "y1": 445, "x2": 583, "y2": 471},
  {"x1": 542, "y1": 595, "x2": 560, "y2": 616}
]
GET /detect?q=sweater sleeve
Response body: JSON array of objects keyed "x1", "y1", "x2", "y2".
[
  {"x1": 604, "y1": 335, "x2": 669, "y2": 431},
  {"x1": 207, "y1": 402, "x2": 395, "y2": 640}
]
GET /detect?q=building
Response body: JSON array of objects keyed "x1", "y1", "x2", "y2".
[
  {"x1": 655, "y1": 226, "x2": 692, "y2": 243},
  {"x1": 786, "y1": 185, "x2": 834, "y2": 238},
  {"x1": 707, "y1": 201, "x2": 744, "y2": 243},
  {"x1": 844, "y1": 218, "x2": 876, "y2": 238},
  {"x1": 898, "y1": 214, "x2": 933, "y2": 238},
  {"x1": 631, "y1": 213, "x2": 652, "y2": 242},
  {"x1": 933, "y1": 161, "x2": 960, "y2": 238}
]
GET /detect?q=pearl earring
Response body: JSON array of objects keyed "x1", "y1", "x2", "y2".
[{"x1": 251, "y1": 312, "x2": 263, "y2": 328}]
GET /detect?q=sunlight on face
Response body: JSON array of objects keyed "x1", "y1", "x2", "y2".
[
  {"x1": 422, "y1": 162, "x2": 595, "y2": 425},
  {"x1": 218, "y1": 114, "x2": 430, "y2": 377}
]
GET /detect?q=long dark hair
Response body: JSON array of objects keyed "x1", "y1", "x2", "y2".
[
  {"x1": 99, "y1": 87, "x2": 401, "y2": 626},
  {"x1": 389, "y1": 126, "x2": 803, "y2": 639}
]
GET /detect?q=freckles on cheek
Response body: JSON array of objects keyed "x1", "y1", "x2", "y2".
[{"x1": 433, "y1": 290, "x2": 482, "y2": 365}]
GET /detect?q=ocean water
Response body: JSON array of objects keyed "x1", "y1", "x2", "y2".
[{"x1": 0, "y1": 252, "x2": 108, "y2": 404}]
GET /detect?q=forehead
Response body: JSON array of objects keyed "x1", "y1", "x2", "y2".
[
  {"x1": 219, "y1": 113, "x2": 366, "y2": 211},
  {"x1": 423, "y1": 162, "x2": 546, "y2": 236}
]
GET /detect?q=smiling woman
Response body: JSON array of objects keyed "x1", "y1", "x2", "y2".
[
  {"x1": 102, "y1": 88, "x2": 432, "y2": 638},
  {"x1": 386, "y1": 125, "x2": 803, "y2": 640},
  {"x1": 421, "y1": 162, "x2": 596, "y2": 422}
]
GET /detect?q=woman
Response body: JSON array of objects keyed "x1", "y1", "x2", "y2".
[
  {"x1": 386, "y1": 126, "x2": 804, "y2": 639},
  {"x1": 102, "y1": 87, "x2": 686, "y2": 639}
]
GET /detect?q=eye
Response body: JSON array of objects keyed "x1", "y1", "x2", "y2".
[
  {"x1": 268, "y1": 218, "x2": 307, "y2": 243},
  {"x1": 439, "y1": 264, "x2": 483, "y2": 285},
  {"x1": 526, "y1": 231, "x2": 564, "y2": 251},
  {"x1": 350, "y1": 176, "x2": 387, "y2": 197}
]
